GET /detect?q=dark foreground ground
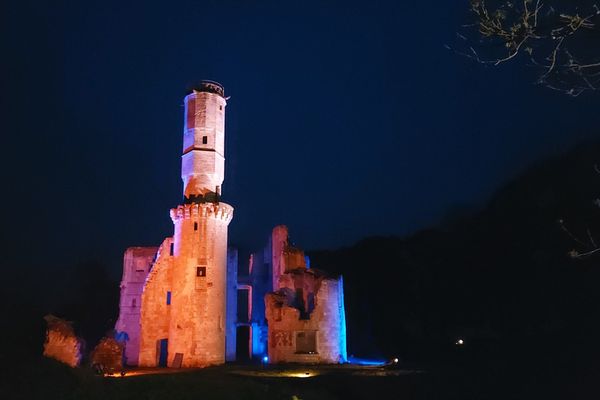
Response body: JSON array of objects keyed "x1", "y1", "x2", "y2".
[
  {"x1": 4, "y1": 357, "x2": 600, "y2": 400},
  {"x1": 3, "y1": 360, "x2": 421, "y2": 400}
]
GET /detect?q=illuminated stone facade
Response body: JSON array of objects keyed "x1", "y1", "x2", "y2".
[
  {"x1": 115, "y1": 82, "x2": 346, "y2": 367},
  {"x1": 263, "y1": 226, "x2": 347, "y2": 364},
  {"x1": 115, "y1": 247, "x2": 156, "y2": 365},
  {"x1": 43, "y1": 315, "x2": 83, "y2": 367},
  {"x1": 232, "y1": 226, "x2": 347, "y2": 364},
  {"x1": 116, "y1": 81, "x2": 233, "y2": 367}
]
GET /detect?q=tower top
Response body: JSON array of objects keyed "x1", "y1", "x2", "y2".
[
  {"x1": 187, "y1": 80, "x2": 225, "y2": 98},
  {"x1": 181, "y1": 79, "x2": 227, "y2": 200}
]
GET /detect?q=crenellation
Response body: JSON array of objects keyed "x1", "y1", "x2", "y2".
[
  {"x1": 117, "y1": 81, "x2": 233, "y2": 368},
  {"x1": 170, "y1": 202, "x2": 234, "y2": 224}
]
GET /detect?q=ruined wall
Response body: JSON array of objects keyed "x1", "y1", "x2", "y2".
[
  {"x1": 43, "y1": 315, "x2": 82, "y2": 367},
  {"x1": 262, "y1": 225, "x2": 347, "y2": 364},
  {"x1": 271, "y1": 225, "x2": 287, "y2": 291},
  {"x1": 265, "y1": 275, "x2": 347, "y2": 364},
  {"x1": 225, "y1": 247, "x2": 238, "y2": 362},
  {"x1": 168, "y1": 202, "x2": 233, "y2": 367},
  {"x1": 249, "y1": 225, "x2": 348, "y2": 364},
  {"x1": 311, "y1": 277, "x2": 347, "y2": 362},
  {"x1": 245, "y1": 241, "x2": 272, "y2": 358},
  {"x1": 138, "y1": 238, "x2": 173, "y2": 367},
  {"x1": 115, "y1": 246, "x2": 157, "y2": 366},
  {"x1": 271, "y1": 225, "x2": 307, "y2": 290}
]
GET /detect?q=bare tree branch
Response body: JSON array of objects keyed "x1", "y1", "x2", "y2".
[{"x1": 454, "y1": 0, "x2": 600, "y2": 96}]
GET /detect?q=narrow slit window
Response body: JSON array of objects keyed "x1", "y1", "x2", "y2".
[
  {"x1": 131, "y1": 298, "x2": 136, "y2": 307},
  {"x1": 202, "y1": 136, "x2": 208, "y2": 144},
  {"x1": 166, "y1": 291, "x2": 172, "y2": 305},
  {"x1": 197, "y1": 266, "x2": 206, "y2": 277},
  {"x1": 194, "y1": 222, "x2": 198, "y2": 231},
  {"x1": 170, "y1": 243, "x2": 174, "y2": 256},
  {"x1": 219, "y1": 105, "x2": 223, "y2": 111}
]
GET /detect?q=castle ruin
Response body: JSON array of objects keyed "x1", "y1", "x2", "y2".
[{"x1": 115, "y1": 81, "x2": 346, "y2": 366}]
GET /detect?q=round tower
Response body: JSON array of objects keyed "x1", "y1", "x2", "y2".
[
  {"x1": 169, "y1": 202, "x2": 233, "y2": 367},
  {"x1": 168, "y1": 80, "x2": 234, "y2": 367},
  {"x1": 181, "y1": 81, "x2": 227, "y2": 201}
]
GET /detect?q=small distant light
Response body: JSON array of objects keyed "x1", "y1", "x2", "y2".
[
  {"x1": 393, "y1": 358, "x2": 399, "y2": 364},
  {"x1": 262, "y1": 356, "x2": 269, "y2": 363},
  {"x1": 456, "y1": 339, "x2": 464, "y2": 345}
]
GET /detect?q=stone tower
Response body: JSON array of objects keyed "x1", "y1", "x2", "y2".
[
  {"x1": 181, "y1": 81, "x2": 227, "y2": 201},
  {"x1": 133, "y1": 81, "x2": 233, "y2": 368},
  {"x1": 168, "y1": 81, "x2": 233, "y2": 366}
]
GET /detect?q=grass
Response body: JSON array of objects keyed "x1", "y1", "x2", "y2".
[{"x1": 3, "y1": 358, "x2": 422, "y2": 400}]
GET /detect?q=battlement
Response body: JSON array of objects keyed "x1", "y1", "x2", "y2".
[{"x1": 170, "y1": 202, "x2": 234, "y2": 224}]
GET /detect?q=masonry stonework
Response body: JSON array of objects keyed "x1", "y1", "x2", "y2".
[
  {"x1": 115, "y1": 82, "x2": 346, "y2": 367},
  {"x1": 43, "y1": 315, "x2": 83, "y2": 367},
  {"x1": 264, "y1": 226, "x2": 347, "y2": 364},
  {"x1": 116, "y1": 81, "x2": 233, "y2": 368},
  {"x1": 115, "y1": 247, "x2": 157, "y2": 365}
]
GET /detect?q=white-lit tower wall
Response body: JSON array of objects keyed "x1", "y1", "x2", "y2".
[
  {"x1": 168, "y1": 81, "x2": 234, "y2": 367},
  {"x1": 181, "y1": 81, "x2": 227, "y2": 200}
]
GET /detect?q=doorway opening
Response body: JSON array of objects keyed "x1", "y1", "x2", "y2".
[
  {"x1": 158, "y1": 338, "x2": 168, "y2": 367},
  {"x1": 236, "y1": 326, "x2": 251, "y2": 361}
]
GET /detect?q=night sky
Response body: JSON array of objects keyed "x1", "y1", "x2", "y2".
[{"x1": 3, "y1": 0, "x2": 599, "y2": 287}]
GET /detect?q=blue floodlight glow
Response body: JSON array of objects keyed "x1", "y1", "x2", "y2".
[
  {"x1": 252, "y1": 322, "x2": 266, "y2": 355},
  {"x1": 338, "y1": 276, "x2": 348, "y2": 362},
  {"x1": 262, "y1": 355, "x2": 269, "y2": 363},
  {"x1": 347, "y1": 356, "x2": 387, "y2": 366}
]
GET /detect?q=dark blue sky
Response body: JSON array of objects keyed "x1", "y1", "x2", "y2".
[{"x1": 2, "y1": 0, "x2": 599, "y2": 280}]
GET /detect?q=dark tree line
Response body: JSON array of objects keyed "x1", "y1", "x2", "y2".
[{"x1": 310, "y1": 140, "x2": 600, "y2": 375}]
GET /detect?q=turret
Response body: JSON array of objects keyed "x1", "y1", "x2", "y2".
[{"x1": 181, "y1": 81, "x2": 227, "y2": 202}]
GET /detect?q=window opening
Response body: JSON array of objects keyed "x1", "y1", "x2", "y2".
[{"x1": 295, "y1": 331, "x2": 316, "y2": 354}]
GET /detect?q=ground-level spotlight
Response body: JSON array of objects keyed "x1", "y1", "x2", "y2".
[
  {"x1": 455, "y1": 338, "x2": 464, "y2": 346},
  {"x1": 287, "y1": 371, "x2": 314, "y2": 378},
  {"x1": 393, "y1": 357, "x2": 399, "y2": 364},
  {"x1": 262, "y1": 355, "x2": 269, "y2": 364}
]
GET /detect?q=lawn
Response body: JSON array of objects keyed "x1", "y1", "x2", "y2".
[{"x1": 3, "y1": 359, "x2": 423, "y2": 400}]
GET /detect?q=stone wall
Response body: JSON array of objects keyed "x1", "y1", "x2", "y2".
[
  {"x1": 311, "y1": 277, "x2": 347, "y2": 362},
  {"x1": 138, "y1": 238, "x2": 173, "y2": 366},
  {"x1": 43, "y1": 315, "x2": 82, "y2": 367},
  {"x1": 262, "y1": 226, "x2": 348, "y2": 364},
  {"x1": 250, "y1": 242, "x2": 271, "y2": 357},
  {"x1": 181, "y1": 89, "x2": 227, "y2": 198},
  {"x1": 265, "y1": 273, "x2": 346, "y2": 363},
  {"x1": 118, "y1": 83, "x2": 234, "y2": 368},
  {"x1": 115, "y1": 246, "x2": 157, "y2": 366},
  {"x1": 271, "y1": 225, "x2": 287, "y2": 291},
  {"x1": 167, "y1": 202, "x2": 233, "y2": 367},
  {"x1": 225, "y1": 247, "x2": 238, "y2": 362}
]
